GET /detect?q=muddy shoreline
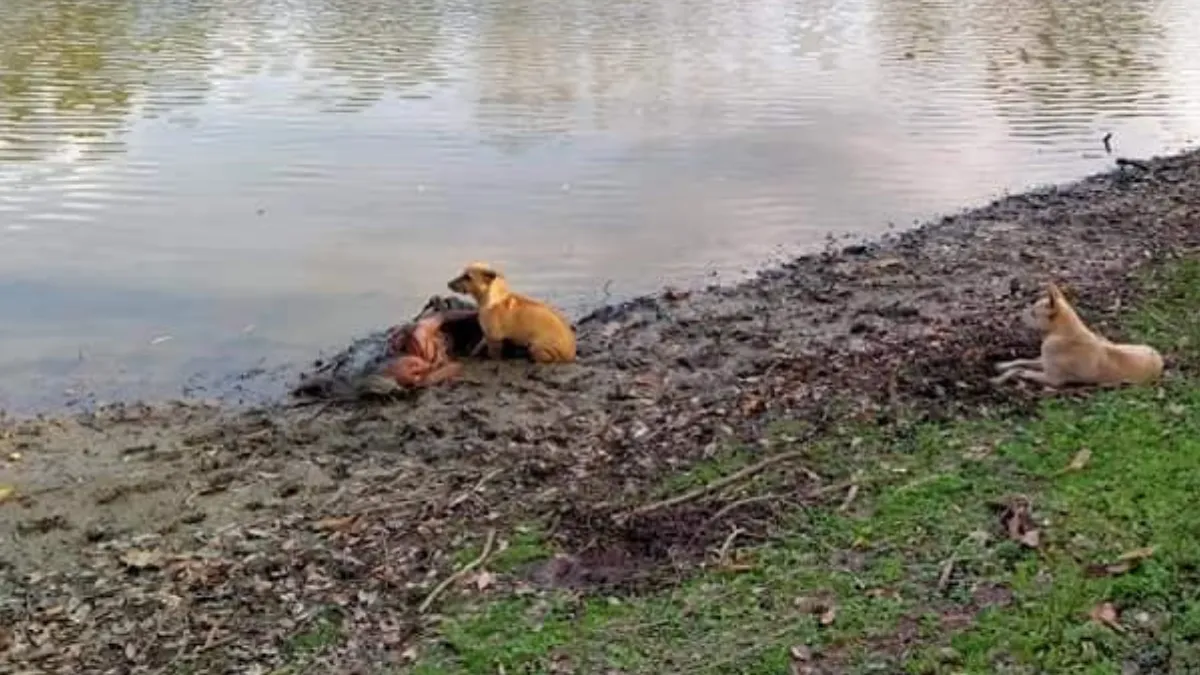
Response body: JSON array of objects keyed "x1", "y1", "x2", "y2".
[{"x1": 2, "y1": 148, "x2": 1199, "y2": 673}]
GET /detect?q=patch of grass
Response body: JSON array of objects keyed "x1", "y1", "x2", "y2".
[
  {"x1": 411, "y1": 258, "x2": 1200, "y2": 674},
  {"x1": 492, "y1": 524, "x2": 555, "y2": 572},
  {"x1": 283, "y1": 606, "x2": 345, "y2": 662},
  {"x1": 1125, "y1": 258, "x2": 1200, "y2": 365}
]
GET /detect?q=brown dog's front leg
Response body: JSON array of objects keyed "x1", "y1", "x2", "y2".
[
  {"x1": 469, "y1": 338, "x2": 487, "y2": 358},
  {"x1": 486, "y1": 339, "x2": 503, "y2": 360}
]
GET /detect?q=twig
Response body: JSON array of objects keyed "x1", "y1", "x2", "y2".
[
  {"x1": 706, "y1": 493, "x2": 779, "y2": 526},
  {"x1": 1102, "y1": 132, "x2": 1113, "y2": 155},
  {"x1": 418, "y1": 528, "x2": 497, "y2": 614},
  {"x1": 717, "y1": 527, "x2": 743, "y2": 563},
  {"x1": 837, "y1": 484, "x2": 860, "y2": 512},
  {"x1": 622, "y1": 450, "x2": 807, "y2": 519},
  {"x1": 937, "y1": 555, "x2": 956, "y2": 594},
  {"x1": 473, "y1": 468, "x2": 503, "y2": 493}
]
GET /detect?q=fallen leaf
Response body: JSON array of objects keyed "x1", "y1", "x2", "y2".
[
  {"x1": 789, "y1": 644, "x2": 815, "y2": 675},
  {"x1": 819, "y1": 605, "x2": 838, "y2": 626},
  {"x1": 997, "y1": 495, "x2": 1041, "y2": 548},
  {"x1": 312, "y1": 515, "x2": 357, "y2": 532},
  {"x1": 400, "y1": 646, "x2": 419, "y2": 661},
  {"x1": 1119, "y1": 546, "x2": 1157, "y2": 562},
  {"x1": 0, "y1": 485, "x2": 13, "y2": 504},
  {"x1": 472, "y1": 570, "x2": 496, "y2": 591},
  {"x1": 1066, "y1": 448, "x2": 1092, "y2": 471},
  {"x1": 739, "y1": 396, "x2": 766, "y2": 417},
  {"x1": 1086, "y1": 546, "x2": 1156, "y2": 578},
  {"x1": 1090, "y1": 602, "x2": 1124, "y2": 632},
  {"x1": 120, "y1": 548, "x2": 164, "y2": 570}
]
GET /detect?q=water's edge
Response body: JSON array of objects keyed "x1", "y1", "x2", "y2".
[{"x1": 5, "y1": 147, "x2": 1195, "y2": 420}]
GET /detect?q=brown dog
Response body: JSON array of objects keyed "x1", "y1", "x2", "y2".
[
  {"x1": 992, "y1": 282, "x2": 1163, "y2": 388},
  {"x1": 447, "y1": 262, "x2": 576, "y2": 363}
]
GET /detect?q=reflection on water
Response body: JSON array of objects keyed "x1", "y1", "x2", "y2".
[{"x1": 1, "y1": 0, "x2": 1198, "y2": 411}]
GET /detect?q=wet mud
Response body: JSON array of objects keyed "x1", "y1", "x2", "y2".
[{"x1": 2, "y1": 150, "x2": 1199, "y2": 672}]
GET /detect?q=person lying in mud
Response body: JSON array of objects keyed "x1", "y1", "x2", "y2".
[
  {"x1": 291, "y1": 297, "x2": 485, "y2": 399},
  {"x1": 380, "y1": 310, "x2": 475, "y2": 387}
]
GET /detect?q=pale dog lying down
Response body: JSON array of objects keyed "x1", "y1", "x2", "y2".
[{"x1": 993, "y1": 282, "x2": 1164, "y2": 388}]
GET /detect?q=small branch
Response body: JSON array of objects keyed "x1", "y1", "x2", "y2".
[
  {"x1": 418, "y1": 528, "x2": 497, "y2": 614},
  {"x1": 717, "y1": 527, "x2": 743, "y2": 563},
  {"x1": 837, "y1": 483, "x2": 860, "y2": 512},
  {"x1": 707, "y1": 493, "x2": 780, "y2": 526},
  {"x1": 622, "y1": 450, "x2": 807, "y2": 520},
  {"x1": 936, "y1": 555, "x2": 956, "y2": 594}
]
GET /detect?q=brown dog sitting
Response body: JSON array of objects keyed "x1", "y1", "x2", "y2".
[
  {"x1": 447, "y1": 262, "x2": 576, "y2": 363},
  {"x1": 992, "y1": 282, "x2": 1164, "y2": 388}
]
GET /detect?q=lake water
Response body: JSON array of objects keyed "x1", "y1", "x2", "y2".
[{"x1": 2, "y1": 0, "x2": 1199, "y2": 411}]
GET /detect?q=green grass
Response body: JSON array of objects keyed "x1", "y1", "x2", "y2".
[{"x1": 407, "y1": 259, "x2": 1200, "y2": 674}]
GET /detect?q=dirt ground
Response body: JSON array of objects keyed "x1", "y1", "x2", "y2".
[{"x1": 2, "y1": 150, "x2": 1200, "y2": 673}]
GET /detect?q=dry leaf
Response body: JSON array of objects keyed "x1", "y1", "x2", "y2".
[
  {"x1": 998, "y1": 495, "x2": 1041, "y2": 549},
  {"x1": 789, "y1": 645, "x2": 812, "y2": 662},
  {"x1": 1119, "y1": 546, "x2": 1157, "y2": 562},
  {"x1": 740, "y1": 396, "x2": 766, "y2": 417},
  {"x1": 472, "y1": 570, "x2": 496, "y2": 591},
  {"x1": 120, "y1": 548, "x2": 164, "y2": 570},
  {"x1": 819, "y1": 605, "x2": 838, "y2": 626},
  {"x1": 1090, "y1": 602, "x2": 1124, "y2": 632},
  {"x1": 0, "y1": 485, "x2": 13, "y2": 504},
  {"x1": 312, "y1": 515, "x2": 357, "y2": 532},
  {"x1": 1066, "y1": 448, "x2": 1092, "y2": 471},
  {"x1": 1086, "y1": 546, "x2": 1156, "y2": 578}
]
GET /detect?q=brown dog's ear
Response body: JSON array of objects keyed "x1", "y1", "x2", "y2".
[{"x1": 476, "y1": 268, "x2": 498, "y2": 283}]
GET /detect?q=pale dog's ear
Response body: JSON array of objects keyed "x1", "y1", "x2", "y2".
[{"x1": 1045, "y1": 282, "x2": 1065, "y2": 310}]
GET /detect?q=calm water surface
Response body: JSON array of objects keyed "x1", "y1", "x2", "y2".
[{"x1": 2, "y1": 0, "x2": 1199, "y2": 410}]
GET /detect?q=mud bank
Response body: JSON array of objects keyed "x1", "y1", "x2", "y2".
[{"x1": 2, "y1": 150, "x2": 1199, "y2": 672}]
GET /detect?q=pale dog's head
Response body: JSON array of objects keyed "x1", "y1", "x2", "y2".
[{"x1": 1022, "y1": 282, "x2": 1070, "y2": 334}]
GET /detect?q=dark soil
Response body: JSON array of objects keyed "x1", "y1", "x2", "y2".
[{"x1": 2, "y1": 150, "x2": 1199, "y2": 673}]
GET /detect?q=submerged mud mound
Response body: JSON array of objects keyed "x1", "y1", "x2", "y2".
[{"x1": 3, "y1": 151, "x2": 1200, "y2": 673}]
